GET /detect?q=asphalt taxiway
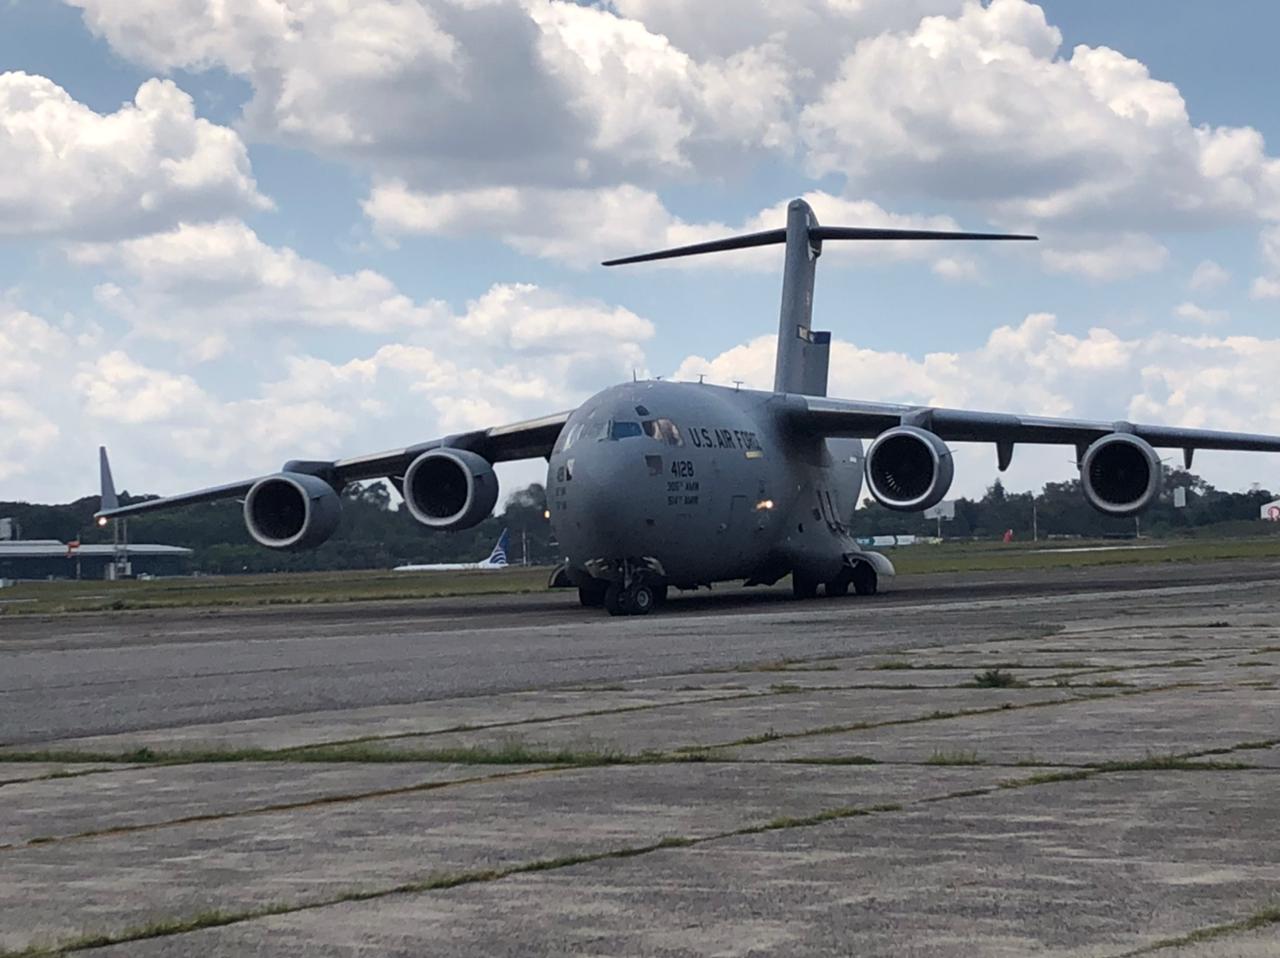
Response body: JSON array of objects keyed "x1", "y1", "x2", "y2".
[{"x1": 1, "y1": 560, "x2": 1279, "y2": 955}]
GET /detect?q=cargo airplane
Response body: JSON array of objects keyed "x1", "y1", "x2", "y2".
[{"x1": 96, "y1": 200, "x2": 1280, "y2": 615}]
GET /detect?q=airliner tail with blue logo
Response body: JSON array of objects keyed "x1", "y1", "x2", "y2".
[{"x1": 393, "y1": 529, "x2": 511, "y2": 572}]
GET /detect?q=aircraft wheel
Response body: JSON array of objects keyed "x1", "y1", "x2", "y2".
[
  {"x1": 851, "y1": 563, "x2": 878, "y2": 596},
  {"x1": 791, "y1": 572, "x2": 820, "y2": 600},
  {"x1": 578, "y1": 580, "x2": 607, "y2": 608},
  {"x1": 604, "y1": 583, "x2": 631, "y2": 616},
  {"x1": 826, "y1": 573, "x2": 850, "y2": 598},
  {"x1": 628, "y1": 582, "x2": 656, "y2": 615}
]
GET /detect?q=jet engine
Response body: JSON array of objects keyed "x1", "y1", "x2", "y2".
[
  {"x1": 865, "y1": 426, "x2": 955, "y2": 512},
  {"x1": 403, "y1": 448, "x2": 499, "y2": 530},
  {"x1": 244, "y1": 473, "x2": 342, "y2": 550},
  {"x1": 1080, "y1": 433, "x2": 1163, "y2": 516}
]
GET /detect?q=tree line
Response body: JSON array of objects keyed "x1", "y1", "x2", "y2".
[
  {"x1": 0, "y1": 482, "x2": 558, "y2": 574},
  {"x1": 2, "y1": 467, "x2": 1276, "y2": 575},
  {"x1": 848, "y1": 469, "x2": 1278, "y2": 541}
]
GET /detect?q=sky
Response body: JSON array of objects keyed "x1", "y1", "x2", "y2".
[{"x1": 2, "y1": 0, "x2": 1279, "y2": 505}]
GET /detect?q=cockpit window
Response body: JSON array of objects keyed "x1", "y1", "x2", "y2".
[
  {"x1": 642, "y1": 418, "x2": 683, "y2": 446},
  {"x1": 609, "y1": 420, "x2": 643, "y2": 440},
  {"x1": 554, "y1": 419, "x2": 608, "y2": 454}
]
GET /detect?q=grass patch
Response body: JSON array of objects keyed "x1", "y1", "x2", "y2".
[
  {"x1": 0, "y1": 741, "x2": 634, "y2": 768},
  {"x1": 1089, "y1": 679, "x2": 1131, "y2": 688},
  {"x1": 884, "y1": 536, "x2": 1280, "y2": 577},
  {"x1": 1092, "y1": 754, "x2": 1254, "y2": 772},
  {"x1": 0, "y1": 566, "x2": 556, "y2": 617},
  {"x1": 751, "y1": 802, "x2": 903, "y2": 834},
  {"x1": 1121, "y1": 903, "x2": 1280, "y2": 956},
  {"x1": 925, "y1": 749, "x2": 984, "y2": 766},
  {"x1": 970, "y1": 668, "x2": 1022, "y2": 688},
  {"x1": 735, "y1": 659, "x2": 839, "y2": 673},
  {"x1": 999, "y1": 769, "x2": 1094, "y2": 788}
]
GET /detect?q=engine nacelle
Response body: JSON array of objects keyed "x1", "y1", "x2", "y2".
[
  {"x1": 403, "y1": 448, "x2": 499, "y2": 531},
  {"x1": 1080, "y1": 433, "x2": 1163, "y2": 516},
  {"x1": 865, "y1": 426, "x2": 955, "y2": 512},
  {"x1": 244, "y1": 472, "x2": 342, "y2": 550}
]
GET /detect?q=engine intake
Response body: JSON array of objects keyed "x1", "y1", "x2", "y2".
[
  {"x1": 244, "y1": 473, "x2": 342, "y2": 550},
  {"x1": 1080, "y1": 433, "x2": 1162, "y2": 516},
  {"x1": 403, "y1": 448, "x2": 499, "y2": 530},
  {"x1": 865, "y1": 426, "x2": 954, "y2": 512}
]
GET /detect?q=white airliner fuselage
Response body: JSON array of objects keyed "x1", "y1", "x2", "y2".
[{"x1": 393, "y1": 529, "x2": 510, "y2": 572}]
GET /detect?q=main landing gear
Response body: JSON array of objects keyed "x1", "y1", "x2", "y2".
[
  {"x1": 792, "y1": 562, "x2": 878, "y2": 600},
  {"x1": 579, "y1": 574, "x2": 668, "y2": 615}
]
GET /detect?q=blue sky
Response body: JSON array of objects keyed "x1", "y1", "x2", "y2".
[{"x1": 2, "y1": 0, "x2": 1279, "y2": 502}]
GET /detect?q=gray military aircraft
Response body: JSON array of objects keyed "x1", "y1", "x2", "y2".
[{"x1": 96, "y1": 199, "x2": 1280, "y2": 615}]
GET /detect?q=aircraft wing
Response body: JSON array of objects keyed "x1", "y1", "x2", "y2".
[
  {"x1": 783, "y1": 395, "x2": 1280, "y2": 464},
  {"x1": 94, "y1": 410, "x2": 571, "y2": 521}
]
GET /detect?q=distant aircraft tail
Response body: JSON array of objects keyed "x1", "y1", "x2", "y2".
[
  {"x1": 487, "y1": 528, "x2": 510, "y2": 566},
  {"x1": 99, "y1": 446, "x2": 119, "y2": 514}
]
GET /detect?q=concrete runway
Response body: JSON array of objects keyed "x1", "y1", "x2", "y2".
[{"x1": 2, "y1": 560, "x2": 1279, "y2": 955}]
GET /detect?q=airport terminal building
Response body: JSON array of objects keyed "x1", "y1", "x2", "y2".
[{"x1": 0, "y1": 540, "x2": 193, "y2": 581}]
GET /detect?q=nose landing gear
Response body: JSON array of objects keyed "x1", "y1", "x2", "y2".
[{"x1": 604, "y1": 578, "x2": 668, "y2": 616}]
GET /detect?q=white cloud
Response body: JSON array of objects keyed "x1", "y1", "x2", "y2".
[
  {"x1": 1173, "y1": 302, "x2": 1228, "y2": 326},
  {"x1": 1040, "y1": 233, "x2": 1169, "y2": 281},
  {"x1": 799, "y1": 0, "x2": 1280, "y2": 230},
  {"x1": 72, "y1": 351, "x2": 208, "y2": 423},
  {"x1": 610, "y1": 0, "x2": 962, "y2": 63},
  {"x1": 675, "y1": 313, "x2": 1280, "y2": 496},
  {"x1": 0, "y1": 73, "x2": 268, "y2": 240},
  {"x1": 66, "y1": 0, "x2": 792, "y2": 188},
  {"x1": 1, "y1": 268, "x2": 654, "y2": 500},
  {"x1": 70, "y1": 220, "x2": 450, "y2": 348},
  {"x1": 69, "y1": 218, "x2": 655, "y2": 379},
  {"x1": 0, "y1": 307, "x2": 68, "y2": 481},
  {"x1": 1252, "y1": 226, "x2": 1280, "y2": 299},
  {"x1": 1189, "y1": 259, "x2": 1230, "y2": 291}
]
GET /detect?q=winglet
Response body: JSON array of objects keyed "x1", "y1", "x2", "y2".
[{"x1": 99, "y1": 446, "x2": 119, "y2": 513}]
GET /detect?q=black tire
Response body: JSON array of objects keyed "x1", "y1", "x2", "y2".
[
  {"x1": 826, "y1": 573, "x2": 850, "y2": 597},
  {"x1": 604, "y1": 583, "x2": 630, "y2": 616},
  {"x1": 629, "y1": 582, "x2": 656, "y2": 615},
  {"x1": 578, "y1": 580, "x2": 607, "y2": 608},
  {"x1": 791, "y1": 572, "x2": 820, "y2": 599},
  {"x1": 851, "y1": 563, "x2": 878, "y2": 596}
]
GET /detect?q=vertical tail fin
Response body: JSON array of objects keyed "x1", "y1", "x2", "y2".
[
  {"x1": 488, "y1": 528, "x2": 510, "y2": 566},
  {"x1": 99, "y1": 446, "x2": 119, "y2": 513},
  {"x1": 601, "y1": 199, "x2": 1035, "y2": 398},
  {"x1": 774, "y1": 199, "x2": 826, "y2": 395}
]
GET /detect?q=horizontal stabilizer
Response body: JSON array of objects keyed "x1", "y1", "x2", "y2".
[{"x1": 603, "y1": 224, "x2": 1035, "y2": 266}]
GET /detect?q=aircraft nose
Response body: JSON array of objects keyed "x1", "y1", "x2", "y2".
[{"x1": 575, "y1": 450, "x2": 628, "y2": 535}]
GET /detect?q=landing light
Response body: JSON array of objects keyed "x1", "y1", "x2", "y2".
[
  {"x1": 96, "y1": 517, "x2": 108, "y2": 527},
  {"x1": 543, "y1": 509, "x2": 551, "y2": 520},
  {"x1": 755, "y1": 499, "x2": 775, "y2": 511}
]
